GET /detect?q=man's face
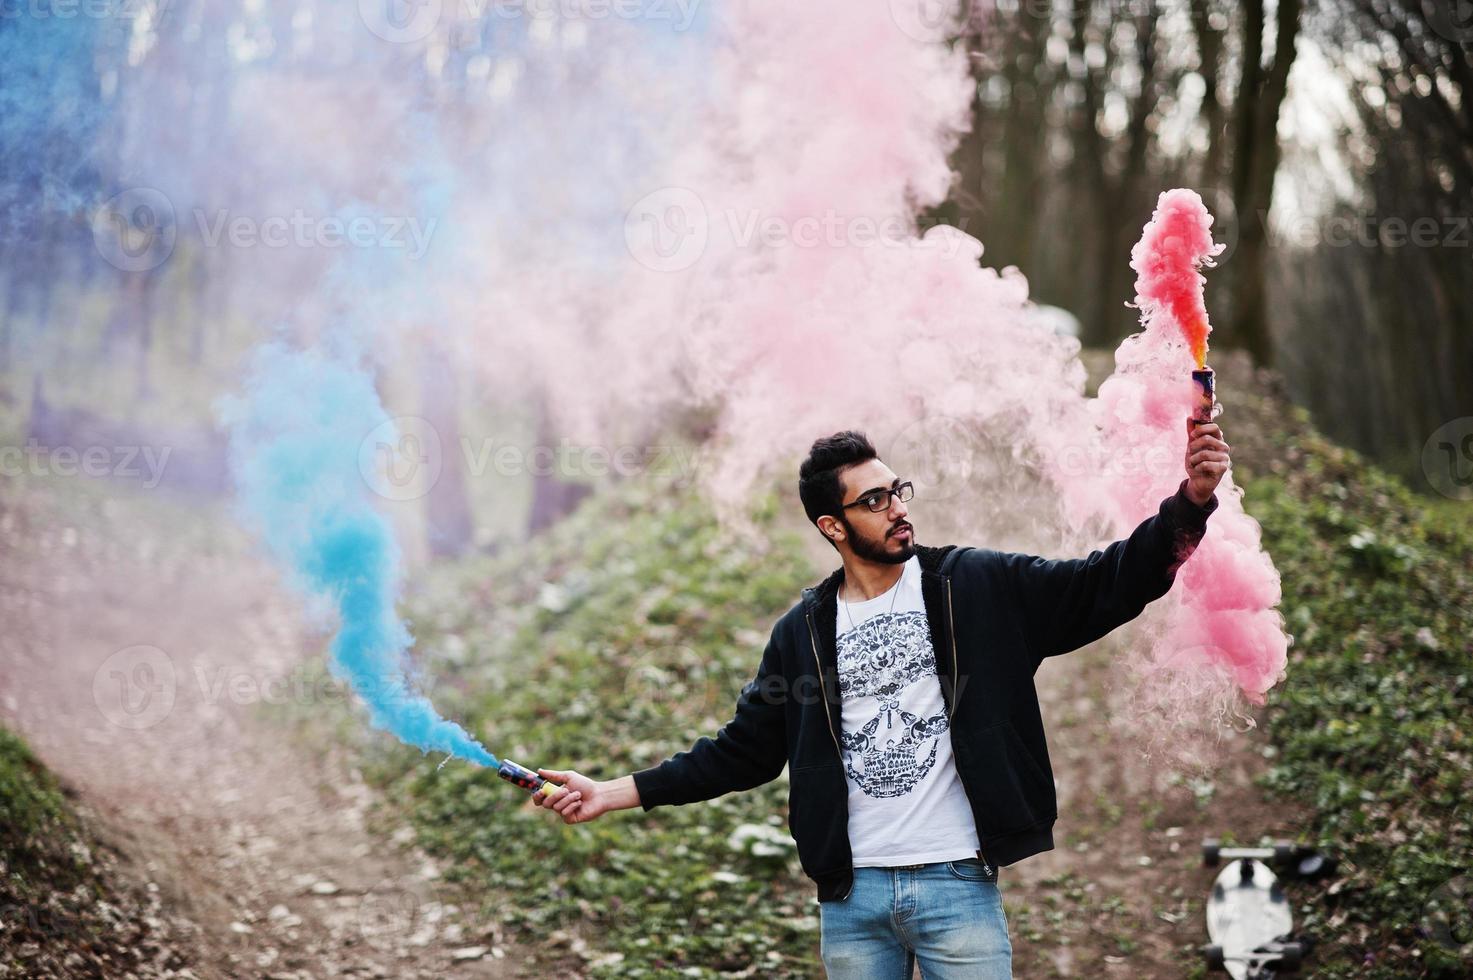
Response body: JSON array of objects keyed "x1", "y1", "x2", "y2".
[{"x1": 834, "y1": 459, "x2": 914, "y2": 564}]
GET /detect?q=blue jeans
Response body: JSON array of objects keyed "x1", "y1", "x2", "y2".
[{"x1": 818, "y1": 859, "x2": 1012, "y2": 979}]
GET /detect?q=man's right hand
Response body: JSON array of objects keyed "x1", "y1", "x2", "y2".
[{"x1": 530, "y1": 769, "x2": 639, "y2": 825}]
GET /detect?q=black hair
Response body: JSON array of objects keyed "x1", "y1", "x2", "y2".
[{"x1": 798, "y1": 430, "x2": 877, "y2": 530}]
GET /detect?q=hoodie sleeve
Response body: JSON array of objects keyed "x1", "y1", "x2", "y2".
[
  {"x1": 631, "y1": 626, "x2": 788, "y2": 809},
  {"x1": 1002, "y1": 479, "x2": 1218, "y2": 667}
]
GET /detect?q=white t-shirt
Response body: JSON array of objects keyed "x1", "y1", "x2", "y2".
[{"x1": 835, "y1": 555, "x2": 981, "y2": 867}]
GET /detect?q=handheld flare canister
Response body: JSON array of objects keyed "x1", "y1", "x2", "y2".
[
  {"x1": 496, "y1": 759, "x2": 564, "y2": 800},
  {"x1": 1191, "y1": 367, "x2": 1216, "y2": 426}
]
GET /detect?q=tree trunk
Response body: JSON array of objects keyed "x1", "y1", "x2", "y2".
[
  {"x1": 419, "y1": 345, "x2": 476, "y2": 558},
  {"x1": 526, "y1": 393, "x2": 593, "y2": 538},
  {"x1": 1228, "y1": 0, "x2": 1301, "y2": 366},
  {"x1": 1191, "y1": 0, "x2": 1229, "y2": 185}
]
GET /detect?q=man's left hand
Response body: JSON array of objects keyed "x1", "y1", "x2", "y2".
[{"x1": 1184, "y1": 419, "x2": 1230, "y2": 507}]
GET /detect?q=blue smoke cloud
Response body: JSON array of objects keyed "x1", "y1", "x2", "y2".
[
  {"x1": 6, "y1": 0, "x2": 720, "y2": 767},
  {"x1": 217, "y1": 342, "x2": 496, "y2": 767},
  {"x1": 0, "y1": 13, "x2": 117, "y2": 243}
]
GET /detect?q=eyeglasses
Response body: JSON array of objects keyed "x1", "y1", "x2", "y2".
[{"x1": 841, "y1": 482, "x2": 915, "y2": 514}]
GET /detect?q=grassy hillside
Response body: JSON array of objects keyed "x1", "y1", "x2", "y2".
[
  {"x1": 1243, "y1": 428, "x2": 1472, "y2": 978},
  {"x1": 0, "y1": 728, "x2": 190, "y2": 978},
  {"x1": 362, "y1": 487, "x2": 824, "y2": 977},
  {"x1": 336, "y1": 412, "x2": 1470, "y2": 977}
]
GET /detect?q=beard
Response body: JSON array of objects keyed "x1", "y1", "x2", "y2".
[{"x1": 843, "y1": 516, "x2": 915, "y2": 564}]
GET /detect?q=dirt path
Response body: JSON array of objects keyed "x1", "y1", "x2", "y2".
[{"x1": 0, "y1": 474, "x2": 527, "y2": 979}]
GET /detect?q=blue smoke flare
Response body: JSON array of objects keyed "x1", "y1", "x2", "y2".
[{"x1": 218, "y1": 343, "x2": 496, "y2": 767}]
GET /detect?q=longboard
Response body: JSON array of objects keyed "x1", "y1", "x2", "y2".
[{"x1": 1200, "y1": 839, "x2": 1334, "y2": 977}]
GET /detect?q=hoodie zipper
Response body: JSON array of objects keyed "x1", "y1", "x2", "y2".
[
  {"x1": 805, "y1": 608, "x2": 843, "y2": 759},
  {"x1": 945, "y1": 578, "x2": 959, "y2": 725},
  {"x1": 807, "y1": 605, "x2": 856, "y2": 901},
  {"x1": 947, "y1": 572, "x2": 992, "y2": 876}
]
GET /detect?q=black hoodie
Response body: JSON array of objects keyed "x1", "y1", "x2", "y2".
[{"x1": 632, "y1": 480, "x2": 1218, "y2": 902}]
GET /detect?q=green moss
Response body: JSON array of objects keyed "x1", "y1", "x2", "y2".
[{"x1": 0, "y1": 728, "x2": 82, "y2": 887}]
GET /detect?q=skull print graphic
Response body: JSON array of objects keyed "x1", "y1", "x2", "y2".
[
  {"x1": 834, "y1": 556, "x2": 981, "y2": 866},
  {"x1": 837, "y1": 609, "x2": 951, "y2": 799}
]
